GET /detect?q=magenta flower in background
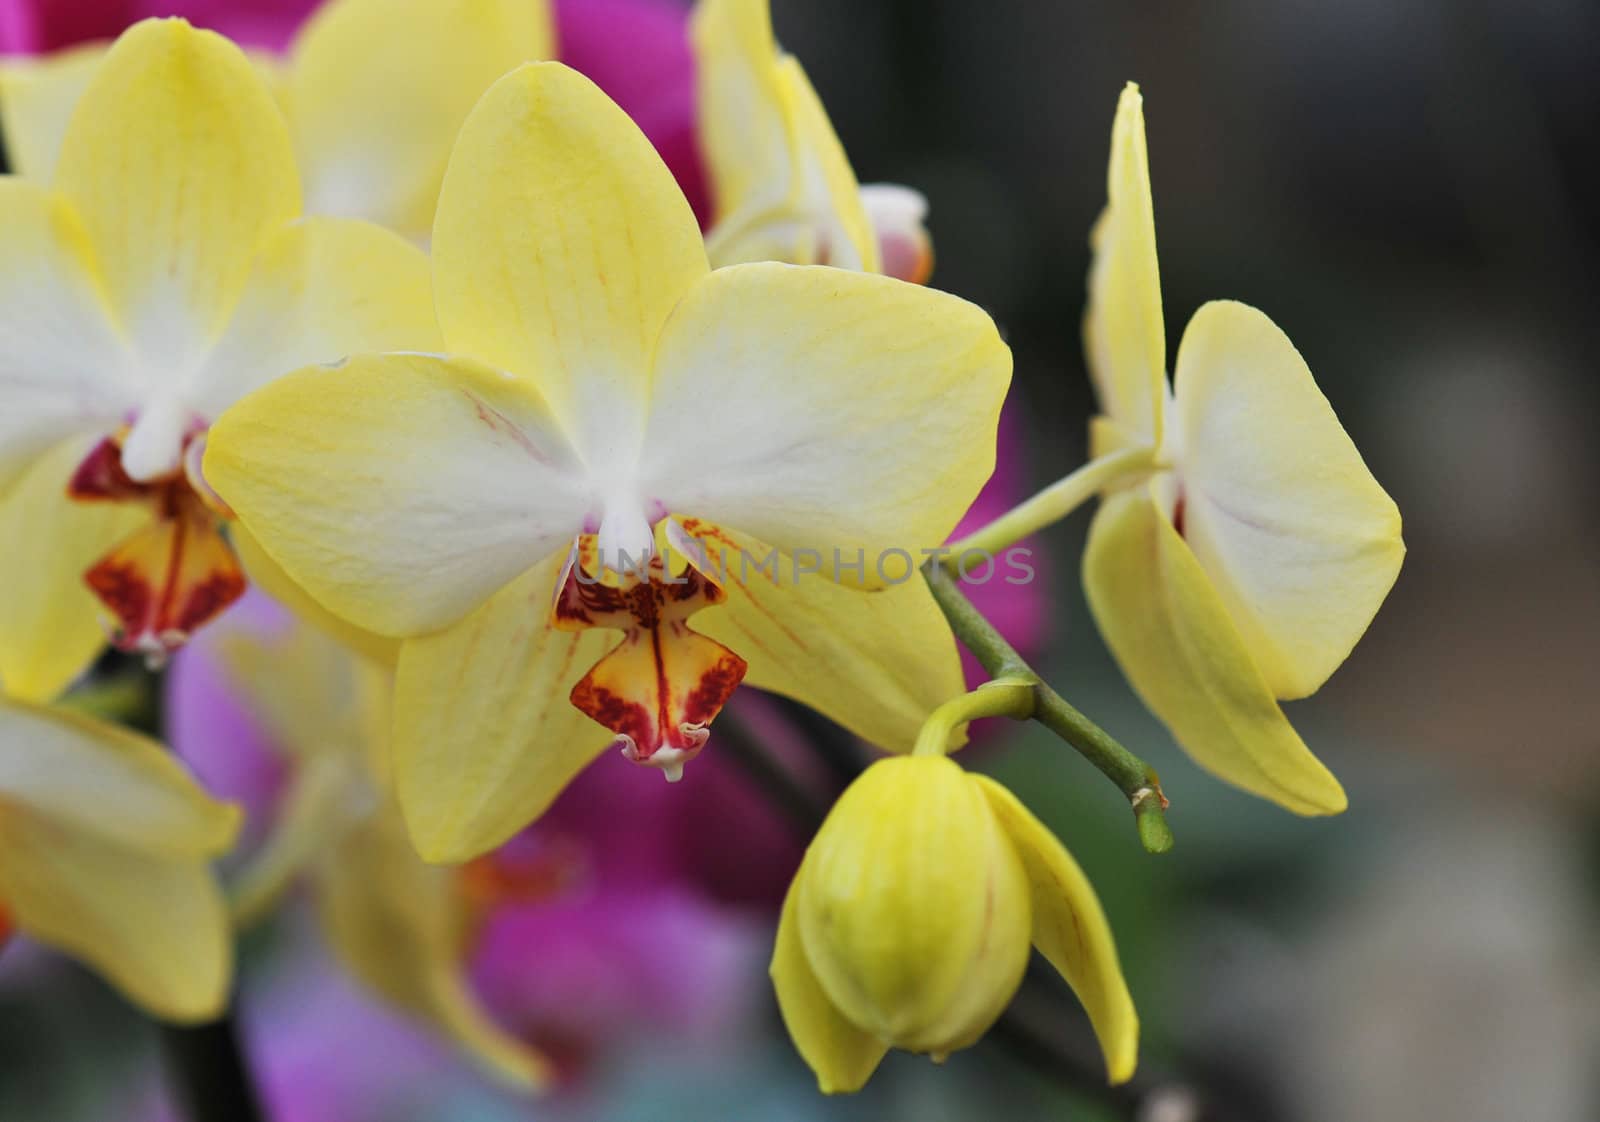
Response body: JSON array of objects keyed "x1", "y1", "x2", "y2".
[{"x1": 0, "y1": 0, "x2": 318, "y2": 53}]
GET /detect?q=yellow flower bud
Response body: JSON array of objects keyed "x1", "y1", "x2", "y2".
[
  {"x1": 797, "y1": 755, "x2": 1031, "y2": 1055},
  {"x1": 771, "y1": 755, "x2": 1139, "y2": 1094}
]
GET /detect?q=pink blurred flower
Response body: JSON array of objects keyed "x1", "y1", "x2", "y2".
[
  {"x1": 949, "y1": 402, "x2": 1049, "y2": 688},
  {"x1": 0, "y1": 0, "x2": 319, "y2": 53}
]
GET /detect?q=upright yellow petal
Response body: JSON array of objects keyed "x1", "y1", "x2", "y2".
[
  {"x1": 313, "y1": 808, "x2": 552, "y2": 1088},
  {"x1": 432, "y1": 62, "x2": 707, "y2": 457},
  {"x1": 392, "y1": 557, "x2": 618, "y2": 863},
  {"x1": 285, "y1": 0, "x2": 553, "y2": 240},
  {"x1": 0, "y1": 439, "x2": 144, "y2": 702},
  {"x1": 190, "y1": 216, "x2": 440, "y2": 418},
  {"x1": 52, "y1": 19, "x2": 301, "y2": 370},
  {"x1": 642, "y1": 263, "x2": 1010, "y2": 583},
  {"x1": 1171, "y1": 301, "x2": 1404, "y2": 699},
  {"x1": 1084, "y1": 83, "x2": 1165, "y2": 447},
  {"x1": 0, "y1": 808, "x2": 232, "y2": 1021},
  {"x1": 693, "y1": 0, "x2": 797, "y2": 235},
  {"x1": 770, "y1": 870, "x2": 889, "y2": 1094},
  {"x1": 974, "y1": 775, "x2": 1140, "y2": 1084},
  {"x1": 0, "y1": 44, "x2": 105, "y2": 182},
  {"x1": 687, "y1": 526, "x2": 967, "y2": 751},
  {"x1": 0, "y1": 698, "x2": 240, "y2": 857},
  {"x1": 1083, "y1": 487, "x2": 1347, "y2": 815},
  {"x1": 774, "y1": 56, "x2": 880, "y2": 272}
]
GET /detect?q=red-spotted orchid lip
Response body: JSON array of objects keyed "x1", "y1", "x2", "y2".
[
  {"x1": 67, "y1": 425, "x2": 245, "y2": 665},
  {"x1": 553, "y1": 525, "x2": 747, "y2": 781}
]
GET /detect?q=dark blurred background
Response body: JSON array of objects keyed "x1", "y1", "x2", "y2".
[{"x1": 779, "y1": 1, "x2": 1600, "y2": 1119}]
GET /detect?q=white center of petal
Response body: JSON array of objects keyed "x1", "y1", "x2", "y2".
[
  {"x1": 121, "y1": 396, "x2": 198, "y2": 482},
  {"x1": 596, "y1": 495, "x2": 655, "y2": 576}
]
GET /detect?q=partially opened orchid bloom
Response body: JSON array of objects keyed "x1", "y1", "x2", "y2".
[
  {"x1": 693, "y1": 0, "x2": 932, "y2": 281},
  {"x1": 772, "y1": 753, "x2": 1137, "y2": 1092},
  {"x1": 1079, "y1": 85, "x2": 1404, "y2": 813},
  {"x1": 0, "y1": 696, "x2": 238, "y2": 1021},
  {"x1": 0, "y1": 0, "x2": 553, "y2": 243},
  {"x1": 0, "y1": 18, "x2": 436, "y2": 697},
  {"x1": 202, "y1": 614, "x2": 554, "y2": 1089},
  {"x1": 205, "y1": 62, "x2": 1010, "y2": 862}
]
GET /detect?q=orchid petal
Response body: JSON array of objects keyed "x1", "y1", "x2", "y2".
[
  {"x1": 52, "y1": 19, "x2": 300, "y2": 381},
  {"x1": 1171, "y1": 301, "x2": 1404, "y2": 699},
  {"x1": 681, "y1": 523, "x2": 968, "y2": 751},
  {"x1": 230, "y1": 524, "x2": 400, "y2": 667},
  {"x1": 692, "y1": 0, "x2": 797, "y2": 246},
  {"x1": 191, "y1": 216, "x2": 440, "y2": 420},
  {"x1": 392, "y1": 556, "x2": 617, "y2": 863},
  {"x1": 312, "y1": 808, "x2": 553, "y2": 1088},
  {"x1": 0, "y1": 43, "x2": 103, "y2": 181},
  {"x1": 0, "y1": 697, "x2": 240, "y2": 856},
  {"x1": 974, "y1": 775, "x2": 1140, "y2": 1084},
  {"x1": 285, "y1": 0, "x2": 552, "y2": 241},
  {"x1": 642, "y1": 263, "x2": 1010, "y2": 584},
  {"x1": 432, "y1": 62, "x2": 707, "y2": 459},
  {"x1": 0, "y1": 806, "x2": 232, "y2": 1022},
  {"x1": 0, "y1": 439, "x2": 144, "y2": 701},
  {"x1": 861, "y1": 184, "x2": 933, "y2": 284},
  {"x1": 1084, "y1": 83, "x2": 1164, "y2": 447},
  {"x1": 205, "y1": 351, "x2": 588, "y2": 637},
  {"x1": 770, "y1": 866, "x2": 889, "y2": 1094},
  {"x1": 0, "y1": 179, "x2": 137, "y2": 493},
  {"x1": 775, "y1": 55, "x2": 879, "y2": 272},
  {"x1": 1083, "y1": 487, "x2": 1347, "y2": 815}
]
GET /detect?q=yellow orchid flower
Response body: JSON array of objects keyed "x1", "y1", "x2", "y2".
[
  {"x1": 0, "y1": 0, "x2": 553, "y2": 243},
  {"x1": 204, "y1": 61, "x2": 1011, "y2": 862},
  {"x1": 0, "y1": 18, "x2": 437, "y2": 698},
  {"x1": 1080, "y1": 84, "x2": 1404, "y2": 814},
  {"x1": 0, "y1": 696, "x2": 239, "y2": 1022},
  {"x1": 213, "y1": 612, "x2": 554, "y2": 1090},
  {"x1": 692, "y1": 0, "x2": 933, "y2": 281},
  {"x1": 772, "y1": 752, "x2": 1137, "y2": 1093}
]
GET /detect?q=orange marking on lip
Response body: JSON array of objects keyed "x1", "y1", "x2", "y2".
[
  {"x1": 68, "y1": 430, "x2": 245, "y2": 661},
  {"x1": 555, "y1": 531, "x2": 747, "y2": 773}
]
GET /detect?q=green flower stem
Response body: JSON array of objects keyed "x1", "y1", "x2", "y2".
[
  {"x1": 911, "y1": 679, "x2": 1035, "y2": 757},
  {"x1": 922, "y1": 562, "x2": 1174, "y2": 854},
  {"x1": 945, "y1": 445, "x2": 1155, "y2": 558}
]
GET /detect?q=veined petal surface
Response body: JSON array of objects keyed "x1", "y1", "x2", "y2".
[
  {"x1": 285, "y1": 0, "x2": 553, "y2": 240},
  {"x1": 393, "y1": 557, "x2": 618, "y2": 863},
  {"x1": 1084, "y1": 82, "x2": 1164, "y2": 447},
  {"x1": 205, "y1": 352, "x2": 589, "y2": 637},
  {"x1": 682, "y1": 523, "x2": 966, "y2": 751},
  {"x1": 1083, "y1": 486, "x2": 1347, "y2": 815},
  {"x1": 52, "y1": 19, "x2": 301, "y2": 380},
  {"x1": 432, "y1": 62, "x2": 707, "y2": 460},
  {"x1": 1171, "y1": 300, "x2": 1404, "y2": 699},
  {"x1": 642, "y1": 263, "x2": 1010, "y2": 581}
]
